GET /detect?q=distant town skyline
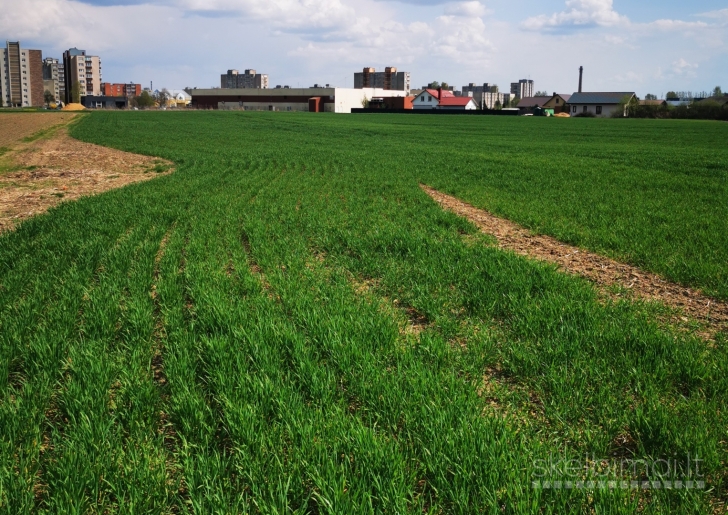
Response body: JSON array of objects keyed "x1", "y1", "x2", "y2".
[{"x1": 1, "y1": 0, "x2": 725, "y2": 96}]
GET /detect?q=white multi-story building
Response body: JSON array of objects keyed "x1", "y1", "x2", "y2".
[
  {"x1": 510, "y1": 79, "x2": 534, "y2": 100},
  {"x1": 221, "y1": 69, "x2": 269, "y2": 89},
  {"x1": 62, "y1": 48, "x2": 102, "y2": 103}
]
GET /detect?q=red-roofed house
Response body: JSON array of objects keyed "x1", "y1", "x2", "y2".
[{"x1": 413, "y1": 88, "x2": 477, "y2": 110}]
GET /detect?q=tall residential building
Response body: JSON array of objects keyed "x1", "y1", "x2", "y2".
[
  {"x1": 63, "y1": 48, "x2": 102, "y2": 103},
  {"x1": 461, "y1": 83, "x2": 497, "y2": 96},
  {"x1": 510, "y1": 79, "x2": 534, "y2": 100},
  {"x1": 221, "y1": 69, "x2": 269, "y2": 89},
  {"x1": 1, "y1": 41, "x2": 44, "y2": 107},
  {"x1": 354, "y1": 67, "x2": 411, "y2": 94},
  {"x1": 102, "y1": 82, "x2": 142, "y2": 97},
  {"x1": 43, "y1": 57, "x2": 61, "y2": 103}
]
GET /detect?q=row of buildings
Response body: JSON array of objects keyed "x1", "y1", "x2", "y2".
[
  {"x1": 207, "y1": 65, "x2": 543, "y2": 113},
  {"x1": 1, "y1": 40, "x2": 143, "y2": 107}
]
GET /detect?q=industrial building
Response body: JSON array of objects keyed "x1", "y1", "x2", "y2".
[
  {"x1": 81, "y1": 95, "x2": 128, "y2": 109},
  {"x1": 190, "y1": 87, "x2": 408, "y2": 113},
  {"x1": 221, "y1": 69, "x2": 269, "y2": 89},
  {"x1": 1, "y1": 41, "x2": 44, "y2": 107},
  {"x1": 510, "y1": 79, "x2": 534, "y2": 100},
  {"x1": 63, "y1": 48, "x2": 102, "y2": 103},
  {"x1": 354, "y1": 68, "x2": 410, "y2": 94}
]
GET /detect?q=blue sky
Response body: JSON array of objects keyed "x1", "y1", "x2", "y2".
[{"x1": 1, "y1": 0, "x2": 725, "y2": 96}]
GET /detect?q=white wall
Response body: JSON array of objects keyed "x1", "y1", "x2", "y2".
[
  {"x1": 333, "y1": 88, "x2": 407, "y2": 113},
  {"x1": 568, "y1": 104, "x2": 624, "y2": 118},
  {"x1": 439, "y1": 99, "x2": 478, "y2": 110},
  {"x1": 412, "y1": 91, "x2": 438, "y2": 109}
]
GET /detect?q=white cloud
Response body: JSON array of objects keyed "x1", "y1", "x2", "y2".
[
  {"x1": 695, "y1": 9, "x2": 728, "y2": 21},
  {"x1": 672, "y1": 58, "x2": 698, "y2": 75},
  {"x1": 443, "y1": 1, "x2": 490, "y2": 18},
  {"x1": 646, "y1": 19, "x2": 708, "y2": 31},
  {"x1": 179, "y1": 0, "x2": 356, "y2": 32},
  {"x1": 522, "y1": 0, "x2": 627, "y2": 31}
]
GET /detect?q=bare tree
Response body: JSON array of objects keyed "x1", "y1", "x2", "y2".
[{"x1": 154, "y1": 88, "x2": 170, "y2": 108}]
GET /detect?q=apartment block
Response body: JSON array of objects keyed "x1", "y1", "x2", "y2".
[
  {"x1": 43, "y1": 57, "x2": 61, "y2": 103},
  {"x1": 63, "y1": 48, "x2": 102, "y2": 103},
  {"x1": 221, "y1": 69, "x2": 269, "y2": 89},
  {"x1": 1, "y1": 41, "x2": 44, "y2": 107},
  {"x1": 510, "y1": 79, "x2": 534, "y2": 100},
  {"x1": 354, "y1": 67, "x2": 410, "y2": 94},
  {"x1": 102, "y1": 82, "x2": 142, "y2": 97},
  {"x1": 481, "y1": 92, "x2": 514, "y2": 109}
]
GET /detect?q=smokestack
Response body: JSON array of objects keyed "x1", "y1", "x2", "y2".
[{"x1": 578, "y1": 66, "x2": 583, "y2": 93}]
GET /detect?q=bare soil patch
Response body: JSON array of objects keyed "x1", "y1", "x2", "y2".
[
  {"x1": 0, "y1": 113, "x2": 78, "y2": 148},
  {"x1": 421, "y1": 184, "x2": 728, "y2": 339},
  {"x1": 0, "y1": 118, "x2": 173, "y2": 232}
]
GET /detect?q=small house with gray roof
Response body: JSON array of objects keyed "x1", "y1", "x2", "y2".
[{"x1": 567, "y1": 92, "x2": 636, "y2": 118}]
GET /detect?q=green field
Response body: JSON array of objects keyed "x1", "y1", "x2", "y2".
[{"x1": 1, "y1": 112, "x2": 727, "y2": 514}]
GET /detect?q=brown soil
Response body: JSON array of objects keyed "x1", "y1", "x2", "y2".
[
  {"x1": 421, "y1": 184, "x2": 728, "y2": 339},
  {"x1": 0, "y1": 115, "x2": 173, "y2": 233},
  {"x1": 0, "y1": 113, "x2": 78, "y2": 148}
]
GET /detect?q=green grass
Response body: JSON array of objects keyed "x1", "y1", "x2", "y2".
[{"x1": 0, "y1": 112, "x2": 726, "y2": 514}]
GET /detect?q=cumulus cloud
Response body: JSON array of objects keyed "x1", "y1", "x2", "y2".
[{"x1": 521, "y1": 0, "x2": 627, "y2": 31}]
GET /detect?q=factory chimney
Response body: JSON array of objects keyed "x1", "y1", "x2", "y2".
[{"x1": 578, "y1": 66, "x2": 583, "y2": 93}]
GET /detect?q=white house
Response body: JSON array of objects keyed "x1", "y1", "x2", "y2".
[
  {"x1": 567, "y1": 92, "x2": 636, "y2": 118},
  {"x1": 168, "y1": 90, "x2": 192, "y2": 107},
  {"x1": 412, "y1": 88, "x2": 477, "y2": 110}
]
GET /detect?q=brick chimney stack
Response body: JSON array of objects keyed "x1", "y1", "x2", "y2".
[
  {"x1": 438, "y1": 87, "x2": 443, "y2": 99},
  {"x1": 579, "y1": 66, "x2": 583, "y2": 93}
]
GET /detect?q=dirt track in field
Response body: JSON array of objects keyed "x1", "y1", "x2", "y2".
[
  {"x1": 421, "y1": 184, "x2": 728, "y2": 340},
  {"x1": 0, "y1": 114, "x2": 172, "y2": 232},
  {"x1": 0, "y1": 113, "x2": 79, "y2": 148}
]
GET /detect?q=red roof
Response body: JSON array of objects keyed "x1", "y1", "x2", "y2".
[
  {"x1": 424, "y1": 88, "x2": 455, "y2": 99},
  {"x1": 438, "y1": 97, "x2": 474, "y2": 106}
]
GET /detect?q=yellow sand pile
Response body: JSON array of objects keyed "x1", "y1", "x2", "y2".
[
  {"x1": 62, "y1": 103, "x2": 86, "y2": 111},
  {"x1": 554, "y1": 112, "x2": 571, "y2": 118}
]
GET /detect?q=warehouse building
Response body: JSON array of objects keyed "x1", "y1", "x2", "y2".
[{"x1": 190, "y1": 87, "x2": 408, "y2": 113}]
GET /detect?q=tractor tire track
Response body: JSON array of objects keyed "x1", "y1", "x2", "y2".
[{"x1": 421, "y1": 184, "x2": 728, "y2": 340}]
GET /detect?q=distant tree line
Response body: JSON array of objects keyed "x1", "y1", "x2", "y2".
[{"x1": 618, "y1": 89, "x2": 727, "y2": 121}]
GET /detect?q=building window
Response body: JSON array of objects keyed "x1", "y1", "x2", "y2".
[
  {"x1": 428, "y1": 96, "x2": 432, "y2": 101},
  {"x1": 596, "y1": 106, "x2": 602, "y2": 115},
  {"x1": 572, "y1": 105, "x2": 577, "y2": 113},
  {"x1": 556, "y1": 98, "x2": 560, "y2": 104},
  {"x1": 583, "y1": 106, "x2": 588, "y2": 113}
]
